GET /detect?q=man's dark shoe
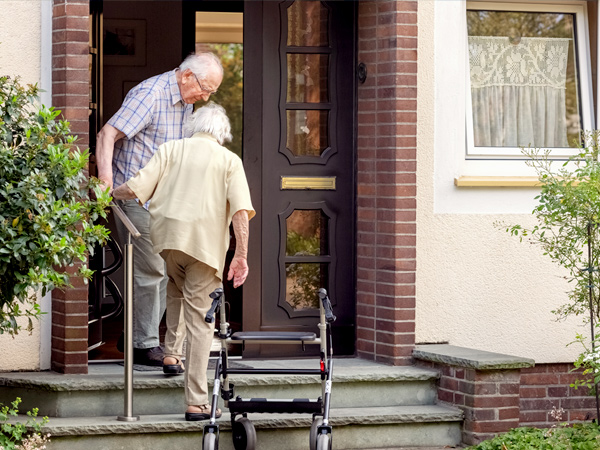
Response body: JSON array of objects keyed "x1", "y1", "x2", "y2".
[{"x1": 133, "y1": 346, "x2": 164, "y2": 366}]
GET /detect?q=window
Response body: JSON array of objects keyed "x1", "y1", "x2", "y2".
[{"x1": 465, "y1": 2, "x2": 594, "y2": 159}]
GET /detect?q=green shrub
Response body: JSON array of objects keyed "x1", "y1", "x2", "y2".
[
  {"x1": 468, "y1": 424, "x2": 600, "y2": 450},
  {"x1": 0, "y1": 75, "x2": 110, "y2": 335},
  {"x1": 0, "y1": 397, "x2": 49, "y2": 450},
  {"x1": 502, "y1": 131, "x2": 600, "y2": 405}
]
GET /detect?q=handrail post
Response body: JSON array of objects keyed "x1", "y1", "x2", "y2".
[{"x1": 112, "y1": 203, "x2": 141, "y2": 422}]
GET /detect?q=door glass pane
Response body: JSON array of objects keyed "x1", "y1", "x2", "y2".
[
  {"x1": 287, "y1": 1, "x2": 329, "y2": 47},
  {"x1": 286, "y1": 210, "x2": 328, "y2": 256},
  {"x1": 286, "y1": 263, "x2": 328, "y2": 310},
  {"x1": 287, "y1": 110, "x2": 329, "y2": 156},
  {"x1": 287, "y1": 54, "x2": 329, "y2": 103},
  {"x1": 467, "y1": 10, "x2": 581, "y2": 148}
]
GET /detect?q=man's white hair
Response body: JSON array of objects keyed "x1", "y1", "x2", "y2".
[
  {"x1": 184, "y1": 102, "x2": 233, "y2": 145},
  {"x1": 179, "y1": 52, "x2": 223, "y2": 82}
]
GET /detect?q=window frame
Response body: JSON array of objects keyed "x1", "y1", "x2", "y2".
[{"x1": 465, "y1": 1, "x2": 594, "y2": 160}]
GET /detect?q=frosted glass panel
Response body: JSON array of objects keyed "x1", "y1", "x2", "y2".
[
  {"x1": 286, "y1": 110, "x2": 328, "y2": 157},
  {"x1": 287, "y1": 54, "x2": 329, "y2": 103},
  {"x1": 286, "y1": 210, "x2": 328, "y2": 256},
  {"x1": 285, "y1": 263, "x2": 328, "y2": 310},
  {"x1": 287, "y1": 1, "x2": 329, "y2": 47}
]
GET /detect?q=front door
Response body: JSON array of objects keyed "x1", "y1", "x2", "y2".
[{"x1": 244, "y1": 1, "x2": 356, "y2": 356}]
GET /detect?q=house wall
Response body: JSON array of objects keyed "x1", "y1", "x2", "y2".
[
  {"x1": 416, "y1": 0, "x2": 584, "y2": 364},
  {"x1": 0, "y1": 1, "x2": 52, "y2": 372}
]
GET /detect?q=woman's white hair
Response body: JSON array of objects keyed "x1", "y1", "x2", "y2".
[
  {"x1": 179, "y1": 52, "x2": 223, "y2": 82},
  {"x1": 184, "y1": 102, "x2": 233, "y2": 145}
]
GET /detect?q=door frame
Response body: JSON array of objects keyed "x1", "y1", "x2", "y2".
[{"x1": 243, "y1": 1, "x2": 264, "y2": 343}]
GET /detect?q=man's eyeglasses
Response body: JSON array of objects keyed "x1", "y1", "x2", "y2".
[{"x1": 193, "y1": 74, "x2": 218, "y2": 96}]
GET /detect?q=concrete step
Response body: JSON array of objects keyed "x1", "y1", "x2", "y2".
[
  {"x1": 39, "y1": 404, "x2": 463, "y2": 450},
  {"x1": 0, "y1": 359, "x2": 440, "y2": 418}
]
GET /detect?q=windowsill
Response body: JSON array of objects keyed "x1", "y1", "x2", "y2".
[{"x1": 454, "y1": 176, "x2": 541, "y2": 187}]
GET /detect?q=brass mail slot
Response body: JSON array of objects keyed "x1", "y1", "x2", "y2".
[{"x1": 280, "y1": 176, "x2": 336, "y2": 190}]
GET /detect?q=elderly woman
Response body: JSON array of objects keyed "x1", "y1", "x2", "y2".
[{"x1": 112, "y1": 102, "x2": 255, "y2": 420}]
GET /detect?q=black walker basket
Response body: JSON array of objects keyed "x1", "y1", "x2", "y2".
[{"x1": 201, "y1": 287, "x2": 336, "y2": 450}]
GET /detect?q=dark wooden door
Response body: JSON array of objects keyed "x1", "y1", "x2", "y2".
[{"x1": 244, "y1": 1, "x2": 356, "y2": 356}]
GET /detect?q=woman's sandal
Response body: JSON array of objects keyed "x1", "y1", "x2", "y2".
[
  {"x1": 162, "y1": 356, "x2": 185, "y2": 375},
  {"x1": 185, "y1": 404, "x2": 222, "y2": 421}
]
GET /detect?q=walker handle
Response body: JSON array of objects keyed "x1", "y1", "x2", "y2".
[
  {"x1": 318, "y1": 288, "x2": 336, "y2": 323},
  {"x1": 205, "y1": 288, "x2": 223, "y2": 323}
]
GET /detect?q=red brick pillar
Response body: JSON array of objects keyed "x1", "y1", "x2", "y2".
[
  {"x1": 51, "y1": 0, "x2": 90, "y2": 374},
  {"x1": 459, "y1": 369, "x2": 521, "y2": 445},
  {"x1": 356, "y1": 0, "x2": 418, "y2": 365}
]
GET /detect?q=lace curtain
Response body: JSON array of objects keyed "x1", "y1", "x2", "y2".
[{"x1": 468, "y1": 36, "x2": 570, "y2": 148}]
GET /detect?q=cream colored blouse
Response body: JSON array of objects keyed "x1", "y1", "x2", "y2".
[{"x1": 127, "y1": 132, "x2": 255, "y2": 280}]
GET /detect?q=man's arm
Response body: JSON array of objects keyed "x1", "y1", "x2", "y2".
[
  {"x1": 227, "y1": 210, "x2": 250, "y2": 288},
  {"x1": 96, "y1": 123, "x2": 126, "y2": 188}
]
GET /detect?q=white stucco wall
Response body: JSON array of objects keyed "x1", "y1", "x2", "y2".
[
  {"x1": 416, "y1": 0, "x2": 586, "y2": 363},
  {"x1": 0, "y1": 1, "x2": 51, "y2": 371}
]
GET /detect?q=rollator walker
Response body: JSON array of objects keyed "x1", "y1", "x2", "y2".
[{"x1": 201, "y1": 287, "x2": 337, "y2": 450}]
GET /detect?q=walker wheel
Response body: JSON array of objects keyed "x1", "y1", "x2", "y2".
[
  {"x1": 232, "y1": 417, "x2": 256, "y2": 450},
  {"x1": 316, "y1": 432, "x2": 332, "y2": 450},
  {"x1": 309, "y1": 417, "x2": 323, "y2": 450},
  {"x1": 203, "y1": 430, "x2": 218, "y2": 450}
]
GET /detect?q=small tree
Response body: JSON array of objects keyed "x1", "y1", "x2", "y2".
[
  {"x1": 0, "y1": 75, "x2": 110, "y2": 335},
  {"x1": 504, "y1": 130, "x2": 600, "y2": 419}
]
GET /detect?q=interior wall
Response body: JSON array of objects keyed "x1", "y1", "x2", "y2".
[{"x1": 102, "y1": 1, "x2": 183, "y2": 125}]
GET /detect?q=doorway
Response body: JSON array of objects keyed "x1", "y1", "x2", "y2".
[
  {"x1": 183, "y1": 1, "x2": 245, "y2": 338},
  {"x1": 88, "y1": 0, "x2": 356, "y2": 359}
]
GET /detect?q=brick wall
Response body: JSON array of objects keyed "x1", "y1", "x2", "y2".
[
  {"x1": 520, "y1": 363, "x2": 597, "y2": 426},
  {"x1": 417, "y1": 359, "x2": 598, "y2": 446},
  {"x1": 51, "y1": 0, "x2": 90, "y2": 374},
  {"x1": 356, "y1": 0, "x2": 418, "y2": 365}
]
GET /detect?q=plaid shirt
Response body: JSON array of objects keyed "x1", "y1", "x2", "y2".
[{"x1": 108, "y1": 70, "x2": 193, "y2": 192}]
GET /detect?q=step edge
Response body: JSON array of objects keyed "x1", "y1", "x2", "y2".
[
  {"x1": 39, "y1": 407, "x2": 464, "y2": 437},
  {"x1": 0, "y1": 373, "x2": 439, "y2": 392}
]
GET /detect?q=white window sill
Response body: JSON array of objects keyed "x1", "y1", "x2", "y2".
[{"x1": 454, "y1": 176, "x2": 541, "y2": 187}]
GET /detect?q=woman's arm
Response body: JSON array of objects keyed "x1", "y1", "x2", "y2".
[{"x1": 110, "y1": 183, "x2": 137, "y2": 200}]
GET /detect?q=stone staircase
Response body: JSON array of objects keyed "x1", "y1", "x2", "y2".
[{"x1": 0, "y1": 358, "x2": 463, "y2": 450}]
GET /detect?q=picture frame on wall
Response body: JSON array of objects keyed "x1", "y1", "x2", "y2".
[{"x1": 104, "y1": 19, "x2": 146, "y2": 66}]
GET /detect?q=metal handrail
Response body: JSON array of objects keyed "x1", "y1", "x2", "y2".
[
  {"x1": 111, "y1": 202, "x2": 141, "y2": 239},
  {"x1": 111, "y1": 202, "x2": 141, "y2": 422}
]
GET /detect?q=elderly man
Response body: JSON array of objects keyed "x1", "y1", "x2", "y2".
[
  {"x1": 111, "y1": 102, "x2": 254, "y2": 421},
  {"x1": 96, "y1": 52, "x2": 223, "y2": 366}
]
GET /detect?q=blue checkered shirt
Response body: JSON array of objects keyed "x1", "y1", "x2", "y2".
[{"x1": 108, "y1": 70, "x2": 193, "y2": 195}]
